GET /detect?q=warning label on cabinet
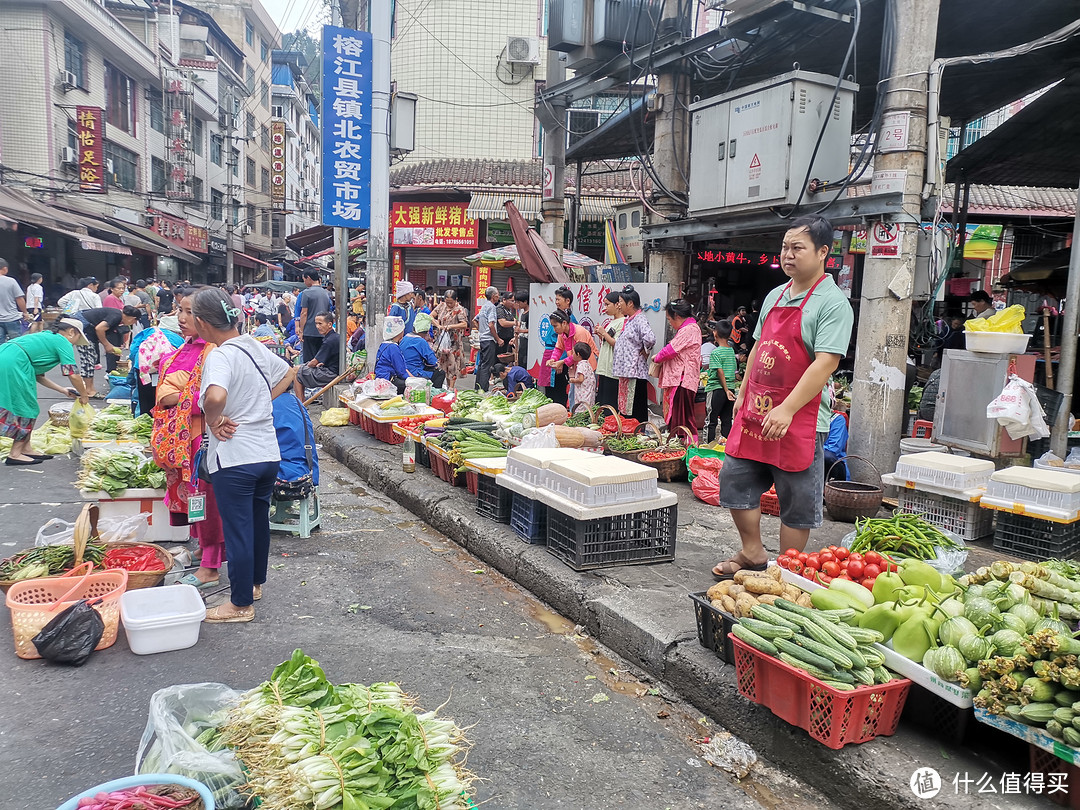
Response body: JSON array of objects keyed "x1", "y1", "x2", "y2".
[
  {"x1": 869, "y1": 222, "x2": 901, "y2": 259},
  {"x1": 748, "y1": 154, "x2": 761, "y2": 181}
]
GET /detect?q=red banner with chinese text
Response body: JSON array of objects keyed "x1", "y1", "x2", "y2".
[
  {"x1": 148, "y1": 209, "x2": 208, "y2": 253},
  {"x1": 391, "y1": 249, "x2": 404, "y2": 289},
  {"x1": 473, "y1": 264, "x2": 491, "y2": 315},
  {"x1": 271, "y1": 122, "x2": 286, "y2": 210},
  {"x1": 76, "y1": 106, "x2": 105, "y2": 194},
  {"x1": 391, "y1": 202, "x2": 478, "y2": 249}
]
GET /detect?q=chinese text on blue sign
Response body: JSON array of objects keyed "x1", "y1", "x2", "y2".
[{"x1": 321, "y1": 26, "x2": 372, "y2": 228}]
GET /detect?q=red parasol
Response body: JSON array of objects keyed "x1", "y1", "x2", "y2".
[{"x1": 504, "y1": 199, "x2": 570, "y2": 284}]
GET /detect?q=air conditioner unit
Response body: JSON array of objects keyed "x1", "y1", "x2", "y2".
[
  {"x1": 61, "y1": 146, "x2": 77, "y2": 165},
  {"x1": 506, "y1": 36, "x2": 541, "y2": 64},
  {"x1": 60, "y1": 70, "x2": 78, "y2": 91}
]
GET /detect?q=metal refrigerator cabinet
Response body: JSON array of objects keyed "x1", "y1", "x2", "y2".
[{"x1": 934, "y1": 349, "x2": 1036, "y2": 457}]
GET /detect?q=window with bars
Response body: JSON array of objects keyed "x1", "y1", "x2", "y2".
[
  {"x1": 261, "y1": 210, "x2": 270, "y2": 236},
  {"x1": 230, "y1": 147, "x2": 239, "y2": 177},
  {"x1": 64, "y1": 33, "x2": 86, "y2": 88},
  {"x1": 272, "y1": 213, "x2": 283, "y2": 239},
  {"x1": 246, "y1": 157, "x2": 256, "y2": 187},
  {"x1": 192, "y1": 176, "x2": 204, "y2": 203},
  {"x1": 245, "y1": 21, "x2": 254, "y2": 46},
  {"x1": 151, "y1": 156, "x2": 166, "y2": 193},
  {"x1": 192, "y1": 118, "x2": 204, "y2": 156},
  {"x1": 247, "y1": 203, "x2": 256, "y2": 229},
  {"x1": 261, "y1": 125, "x2": 270, "y2": 150},
  {"x1": 210, "y1": 134, "x2": 223, "y2": 166},
  {"x1": 260, "y1": 81, "x2": 269, "y2": 109},
  {"x1": 104, "y1": 141, "x2": 138, "y2": 190},
  {"x1": 149, "y1": 90, "x2": 164, "y2": 133},
  {"x1": 231, "y1": 200, "x2": 240, "y2": 226},
  {"x1": 261, "y1": 167, "x2": 270, "y2": 194},
  {"x1": 246, "y1": 112, "x2": 256, "y2": 138},
  {"x1": 210, "y1": 189, "x2": 223, "y2": 220}
]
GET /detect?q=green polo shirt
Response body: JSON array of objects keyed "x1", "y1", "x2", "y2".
[{"x1": 753, "y1": 273, "x2": 853, "y2": 432}]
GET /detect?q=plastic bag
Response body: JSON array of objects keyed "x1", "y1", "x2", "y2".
[
  {"x1": 691, "y1": 463, "x2": 722, "y2": 506},
  {"x1": 358, "y1": 377, "x2": 396, "y2": 397},
  {"x1": 1067, "y1": 447, "x2": 1080, "y2": 470},
  {"x1": 319, "y1": 407, "x2": 350, "y2": 426},
  {"x1": 36, "y1": 512, "x2": 150, "y2": 546},
  {"x1": 965, "y1": 304, "x2": 1027, "y2": 334},
  {"x1": 987, "y1": 374, "x2": 1049, "y2": 440},
  {"x1": 31, "y1": 599, "x2": 104, "y2": 666},
  {"x1": 518, "y1": 423, "x2": 559, "y2": 449},
  {"x1": 31, "y1": 423, "x2": 73, "y2": 455},
  {"x1": 1038, "y1": 451, "x2": 1066, "y2": 468},
  {"x1": 136, "y1": 683, "x2": 246, "y2": 809},
  {"x1": 68, "y1": 399, "x2": 95, "y2": 438},
  {"x1": 437, "y1": 329, "x2": 453, "y2": 355}
]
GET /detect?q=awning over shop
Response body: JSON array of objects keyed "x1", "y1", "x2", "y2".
[
  {"x1": 285, "y1": 224, "x2": 366, "y2": 257},
  {"x1": 48, "y1": 227, "x2": 132, "y2": 255},
  {"x1": 101, "y1": 216, "x2": 204, "y2": 264},
  {"x1": 54, "y1": 209, "x2": 166, "y2": 258},
  {"x1": 0, "y1": 185, "x2": 131, "y2": 254},
  {"x1": 233, "y1": 251, "x2": 274, "y2": 270},
  {"x1": 577, "y1": 196, "x2": 633, "y2": 221},
  {"x1": 297, "y1": 237, "x2": 367, "y2": 263},
  {"x1": 467, "y1": 193, "x2": 541, "y2": 221}
]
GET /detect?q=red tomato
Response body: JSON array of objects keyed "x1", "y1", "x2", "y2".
[
  {"x1": 827, "y1": 545, "x2": 839, "y2": 554},
  {"x1": 816, "y1": 572, "x2": 834, "y2": 585},
  {"x1": 777, "y1": 555, "x2": 791, "y2": 569},
  {"x1": 863, "y1": 551, "x2": 882, "y2": 567},
  {"x1": 862, "y1": 563, "x2": 881, "y2": 580},
  {"x1": 862, "y1": 576, "x2": 877, "y2": 591},
  {"x1": 833, "y1": 547, "x2": 850, "y2": 561},
  {"x1": 883, "y1": 560, "x2": 899, "y2": 573},
  {"x1": 783, "y1": 548, "x2": 801, "y2": 559},
  {"x1": 797, "y1": 553, "x2": 809, "y2": 564},
  {"x1": 847, "y1": 552, "x2": 864, "y2": 565},
  {"x1": 821, "y1": 561, "x2": 841, "y2": 577},
  {"x1": 846, "y1": 560, "x2": 865, "y2": 579},
  {"x1": 789, "y1": 560, "x2": 804, "y2": 575},
  {"x1": 805, "y1": 554, "x2": 821, "y2": 571},
  {"x1": 819, "y1": 551, "x2": 836, "y2": 565},
  {"x1": 837, "y1": 572, "x2": 853, "y2": 580}
]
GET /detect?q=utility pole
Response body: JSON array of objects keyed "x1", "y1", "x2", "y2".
[
  {"x1": 539, "y1": 51, "x2": 567, "y2": 265},
  {"x1": 364, "y1": 0, "x2": 391, "y2": 370},
  {"x1": 848, "y1": 0, "x2": 942, "y2": 477},
  {"x1": 645, "y1": 0, "x2": 690, "y2": 300}
]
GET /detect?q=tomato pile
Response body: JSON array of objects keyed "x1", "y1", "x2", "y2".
[
  {"x1": 397, "y1": 415, "x2": 438, "y2": 431},
  {"x1": 639, "y1": 450, "x2": 685, "y2": 462},
  {"x1": 775, "y1": 545, "x2": 898, "y2": 591},
  {"x1": 103, "y1": 545, "x2": 166, "y2": 572}
]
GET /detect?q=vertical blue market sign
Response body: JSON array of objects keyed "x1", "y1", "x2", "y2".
[{"x1": 321, "y1": 25, "x2": 373, "y2": 228}]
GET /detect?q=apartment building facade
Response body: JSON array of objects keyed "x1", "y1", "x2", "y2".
[{"x1": 271, "y1": 50, "x2": 321, "y2": 252}]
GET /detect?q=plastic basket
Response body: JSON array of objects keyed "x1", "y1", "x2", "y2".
[
  {"x1": 900, "y1": 684, "x2": 972, "y2": 746},
  {"x1": 731, "y1": 635, "x2": 910, "y2": 749},
  {"x1": 510, "y1": 492, "x2": 547, "y2": 544},
  {"x1": 689, "y1": 591, "x2": 737, "y2": 664},
  {"x1": 429, "y1": 446, "x2": 464, "y2": 487},
  {"x1": 897, "y1": 488, "x2": 995, "y2": 542},
  {"x1": 993, "y1": 512, "x2": 1080, "y2": 561},
  {"x1": 373, "y1": 419, "x2": 405, "y2": 445},
  {"x1": 760, "y1": 489, "x2": 781, "y2": 517},
  {"x1": 893, "y1": 454, "x2": 994, "y2": 491},
  {"x1": 985, "y1": 474, "x2": 1080, "y2": 518},
  {"x1": 416, "y1": 441, "x2": 430, "y2": 469},
  {"x1": 546, "y1": 502, "x2": 677, "y2": 571},
  {"x1": 465, "y1": 470, "x2": 479, "y2": 496},
  {"x1": 476, "y1": 474, "x2": 513, "y2": 524},
  {"x1": 55, "y1": 774, "x2": 215, "y2": 810},
  {"x1": 5, "y1": 562, "x2": 128, "y2": 659},
  {"x1": 1029, "y1": 745, "x2": 1080, "y2": 809}
]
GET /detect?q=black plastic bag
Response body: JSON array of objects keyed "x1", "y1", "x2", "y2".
[{"x1": 31, "y1": 599, "x2": 104, "y2": 666}]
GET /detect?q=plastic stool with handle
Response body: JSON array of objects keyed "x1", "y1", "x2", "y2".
[{"x1": 911, "y1": 420, "x2": 934, "y2": 439}]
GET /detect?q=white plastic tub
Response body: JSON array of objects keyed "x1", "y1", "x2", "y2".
[
  {"x1": 120, "y1": 584, "x2": 206, "y2": 655},
  {"x1": 965, "y1": 331, "x2": 1031, "y2": 354}
]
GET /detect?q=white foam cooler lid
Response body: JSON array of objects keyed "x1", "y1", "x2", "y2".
[
  {"x1": 990, "y1": 466, "x2": 1080, "y2": 494},
  {"x1": 507, "y1": 447, "x2": 593, "y2": 468},
  {"x1": 896, "y1": 451, "x2": 994, "y2": 475},
  {"x1": 547, "y1": 455, "x2": 657, "y2": 485}
]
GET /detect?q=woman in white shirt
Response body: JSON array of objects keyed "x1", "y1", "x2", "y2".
[{"x1": 193, "y1": 287, "x2": 297, "y2": 623}]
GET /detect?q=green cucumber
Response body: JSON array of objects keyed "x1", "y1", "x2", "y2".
[
  {"x1": 774, "y1": 638, "x2": 838, "y2": 673},
  {"x1": 751, "y1": 604, "x2": 803, "y2": 632},
  {"x1": 845, "y1": 626, "x2": 886, "y2": 645},
  {"x1": 821, "y1": 679, "x2": 857, "y2": 691},
  {"x1": 739, "y1": 617, "x2": 795, "y2": 640},
  {"x1": 856, "y1": 645, "x2": 885, "y2": 668},
  {"x1": 807, "y1": 613, "x2": 860, "y2": 650},
  {"x1": 794, "y1": 635, "x2": 855, "y2": 670},
  {"x1": 873, "y1": 666, "x2": 895, "y2": 684},
  {"x1": 731, "y1": 623, "x2": 779, "y2": 657},
  {"x1": 852, "y1": 667, "x2": 876, "y2": 686}
]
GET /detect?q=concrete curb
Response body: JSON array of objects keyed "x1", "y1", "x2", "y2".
[{"x1": 317, "y1": 425, "x2": 1036, "y2": 810}]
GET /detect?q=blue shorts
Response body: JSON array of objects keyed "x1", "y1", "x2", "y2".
[{"x1": 718, "y1": 434, "x2": 825, "y2": 529}]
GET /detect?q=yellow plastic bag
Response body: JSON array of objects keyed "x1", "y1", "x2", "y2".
[
  {"x1": 67, "y1": 400, "x2": 95, "y2": 438},
  {"x1": 319, "y1": 408, "x2": 350, "y2": 427},
  {"x1": 965, "y1": 304, "x2": 1026, "y2": 334}
]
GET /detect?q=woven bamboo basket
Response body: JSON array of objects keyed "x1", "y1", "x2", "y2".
[
  {"x1": 824, "y1": 454, "x2": 884, "y2": 522},
  {"x1": 635, "y1": 424, "x2": 689, "y2": 482}
]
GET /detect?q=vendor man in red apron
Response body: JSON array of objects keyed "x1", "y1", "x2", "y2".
[{"x1": 712, "y1": 216, "x2": 854, "y2": 579}]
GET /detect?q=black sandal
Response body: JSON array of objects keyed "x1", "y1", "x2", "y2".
[{"x1": 711, "y1": 557, "x2": 768, "y2": 581}]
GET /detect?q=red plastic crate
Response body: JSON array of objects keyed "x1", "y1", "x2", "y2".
[
  {"x1": 348, "y1": 407, "x2": 361, "y2": 426},
  {"x1": 760, "y1": 490, "x2": 780, "y2": 517},
  {"x1": 373, "y1": 420, "x2": 405, "y2": 445},
  {"x1": 730, "y1": 636, "x2": 910, "y2": 749},
  {"x1": 465, "y1": 470, "x2": 479, "y2": 496},
  {"x1": 429, "y1": 447, "x2": 463, "y2": 487},
  {"x1": 360, "y1": 411, "x2": 375, "y2": 434}
]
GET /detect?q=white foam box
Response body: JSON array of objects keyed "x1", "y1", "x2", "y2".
[
  {"x1": 463, "y1": 457, "x2": 508, "y2": 476},
  {"x1": 539, "y1": 487, "x2": 677, "y2": 521},
  {"x1": 120, "y1": 583, "x2": 206, "y2": 655},
  {"x1": 881, "y1": 472, "x2": 984, "y2": 503},
  {"x1": 494, "y1": 473, "x2": 540, "y2": 501},
  {"x1": 504, "y1": 448, "x2": 592, "y2": 488},
  {"x1": 892, "y1": 452, "x2": 994, "y2": 492},
  {"x1": 544, "y1": 455, "x2": 658, "y2": 506},
  {"x1": 983, "y1": 467, "x2": 1080, "y2": 523},
  {"x1": 82, "y1": 488, "x2": 188, "y2": 543}
]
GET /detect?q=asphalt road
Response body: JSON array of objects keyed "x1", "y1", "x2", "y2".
[{"x1": 0, "y1": 409, "x2": 832, "y2": 810}]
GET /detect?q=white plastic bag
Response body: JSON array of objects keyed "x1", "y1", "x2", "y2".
[
  {"x1": 987, "y1": 375, "x2": 1049, "y2": 440},
  {"x1": 518, "y1": 423, "x2": 560, "y2": 449},
  {"x1": 358, "y1": 377, "x2": 396, "y2": 397},
  {"x1": 437, "y1": 329, "x2": 453, "y2": 355},
  {"x1": 35, "y1": 512, "x2": 150, "y2": 546},
  {"x1": 136, "y1": 683, "x2": 246, "y2": 809}
]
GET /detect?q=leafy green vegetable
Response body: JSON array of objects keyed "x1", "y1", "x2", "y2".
[{"x1": 77, "y1": 448, "x2": 168, "y2": 496}]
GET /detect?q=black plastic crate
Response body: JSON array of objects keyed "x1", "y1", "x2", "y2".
[
  {"x1": 546, "y1": 503, "x2": 677, "y2": 571},
  {"x1": 416, "y1": 442, "x2": 430, "y2": 469},
  {"x1": 993, "y1": 512, "x2": 1080, "y2": 561},
  {"x1": 475, "y1": 473, "x2": 512, "y2": 524},
  {"x1": 900, "y1": 684, "x2": 973, "y2": 746},
  {"x1": 1029, "y1": 745, "x2": 1080, "y2": 808},
  {"x1": 510, "y1": 492, "x2": 547, "y2": 544},
  {"x1": 689, "y1": 591, "x2": 737, "y2": 664}
]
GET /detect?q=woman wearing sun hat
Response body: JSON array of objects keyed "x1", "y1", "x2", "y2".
[
  {"x1": 389, "y1": 280, "x2": 416, "y2": 334},
  {"x1": 374, "y1": 315, "x2": 409, "y2": 394}
]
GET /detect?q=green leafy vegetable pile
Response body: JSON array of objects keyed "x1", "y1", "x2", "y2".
[
  {"x1": 212, "y1": 650, "x2": 476, "y2": 810},
  {"x1": 77, "y1": 448, "x2": 167, "y2": 496}
]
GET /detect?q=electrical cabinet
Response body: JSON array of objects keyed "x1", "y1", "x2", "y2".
[{"x1": 688, "y1": 71, "x2": 856, "y2": 215}]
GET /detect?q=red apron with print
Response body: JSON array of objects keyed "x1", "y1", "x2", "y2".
[{"x1": 725, "y1": 275, "x2": 826, "y2": 472}]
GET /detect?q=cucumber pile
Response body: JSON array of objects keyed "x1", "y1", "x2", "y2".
[{"x1": 731, "y1": 597, "x2": 902, "y2": 691}]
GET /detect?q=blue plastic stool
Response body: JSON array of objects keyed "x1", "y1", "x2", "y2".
[
  {"x1": 56, "y1": 774, "x2": 214, "y2": 810},
  {"x1": 269, "y1": 487, "x2": 321, "y2": 539}
]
